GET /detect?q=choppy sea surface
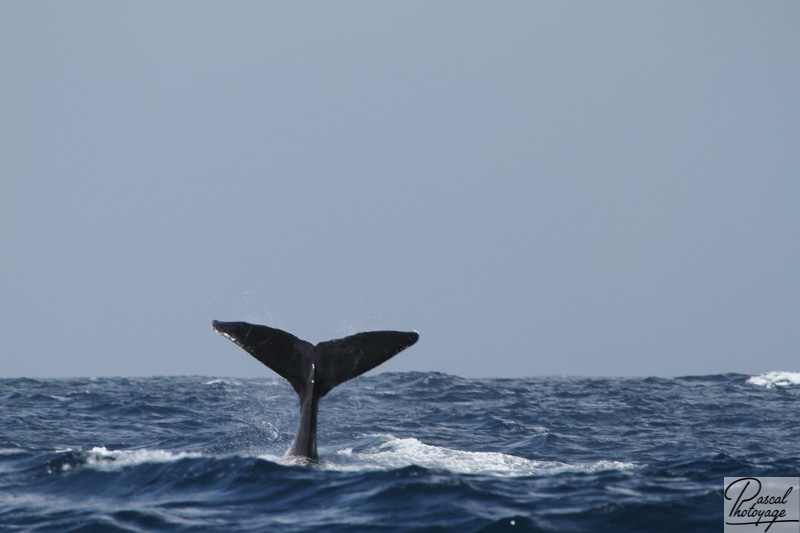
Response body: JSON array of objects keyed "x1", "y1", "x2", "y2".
[{"x1": 2, "y1": 371, "x2": 799, "y2": 532}]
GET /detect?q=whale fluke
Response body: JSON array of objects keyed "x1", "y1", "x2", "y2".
[{"x1": 211, "y1": 320, "x2": 418, "y2": 461}]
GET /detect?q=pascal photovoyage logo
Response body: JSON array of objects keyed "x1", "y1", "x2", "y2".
[{"x1": 725, "y1": 477, "x2": 800, "y2": 532}]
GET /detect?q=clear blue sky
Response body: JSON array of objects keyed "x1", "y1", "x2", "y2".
[{"x1": 2, "y1": 2, "x2": 798, "y2": 378}]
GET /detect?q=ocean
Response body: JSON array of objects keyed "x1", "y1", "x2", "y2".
[{"x1": 1, "y1": 371, "x2": 798, "y2": 532}]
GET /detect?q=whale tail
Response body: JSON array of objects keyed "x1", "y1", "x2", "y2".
[{"x1": 211, "y1": 320, "x2": 418, "y2": 460}]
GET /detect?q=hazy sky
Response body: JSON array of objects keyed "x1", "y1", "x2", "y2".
[{"x1": 2, "y1": 2, "x2": 798, "y2": 379}]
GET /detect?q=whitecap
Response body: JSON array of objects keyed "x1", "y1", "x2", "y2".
[
  {"x1": 203, "y1": 378, "x2": 239, "y2": 386},
  {"x1": 0, "y1": 448, "x2": 25, "y2": 455},
  {"x1": 83, "y1": 446, "x2": 202, "y2": 471},
  {"x1": 746, "y1": 371, "x2": 800, "y2": 389},
  {"x1": 48, "y1": 395, "x2": 70, "y2": 402},
  {"x1": 326, "y1": 435, "x2": 637, "y2": 477}
]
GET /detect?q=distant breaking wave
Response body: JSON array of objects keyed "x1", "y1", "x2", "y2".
[{"x1": 746, "y1": 371, "x2": 800, "y2": 389}]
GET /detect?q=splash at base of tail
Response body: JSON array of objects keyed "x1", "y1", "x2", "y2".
[{"x1": 211, "y1": 320, "x2": 419, "y2": 461}]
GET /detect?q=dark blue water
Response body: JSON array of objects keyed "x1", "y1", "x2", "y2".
[{"x1": 1, "y1": 371, "x2": 799, "y2": 532}]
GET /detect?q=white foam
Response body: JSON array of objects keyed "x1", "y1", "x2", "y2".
[
  {"x1": 746, "y1": 371, "x2": 800, "y2": 389},
  {"x1": 203, "y1": 378, "x2": 239, "y2": 386},
  {"x1": 68, "y1": 441, "x2": 636, "y2": 477},
  {"x1": 48, "y1": 395, "x2": 70, "y2": 402},
  {"x1": 326, "y1": 435, "x2": 636, "y2": 477},
  {"x1": 81, "y1": 447, "x2": 202, "y2": 471},
  {"x1": 0, "y1": 448, "x2": 24, "y2": 455}
]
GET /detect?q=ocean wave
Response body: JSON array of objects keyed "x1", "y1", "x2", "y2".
[
  {"x1": 203, "y1": 378, "x2": 240, "y2": 386},
  {"x1": 0, "y1": 448, "x2": 25, "y2": 455},
  {"x1": 327, "y1": 435, "x2": 637, "y2": 477},
  {"x1": 49, "y1": 447, "x2": 203, "y2": 474},
  {"x1": 746, "y1": 371, "x2": 800, "y2": 389}
]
